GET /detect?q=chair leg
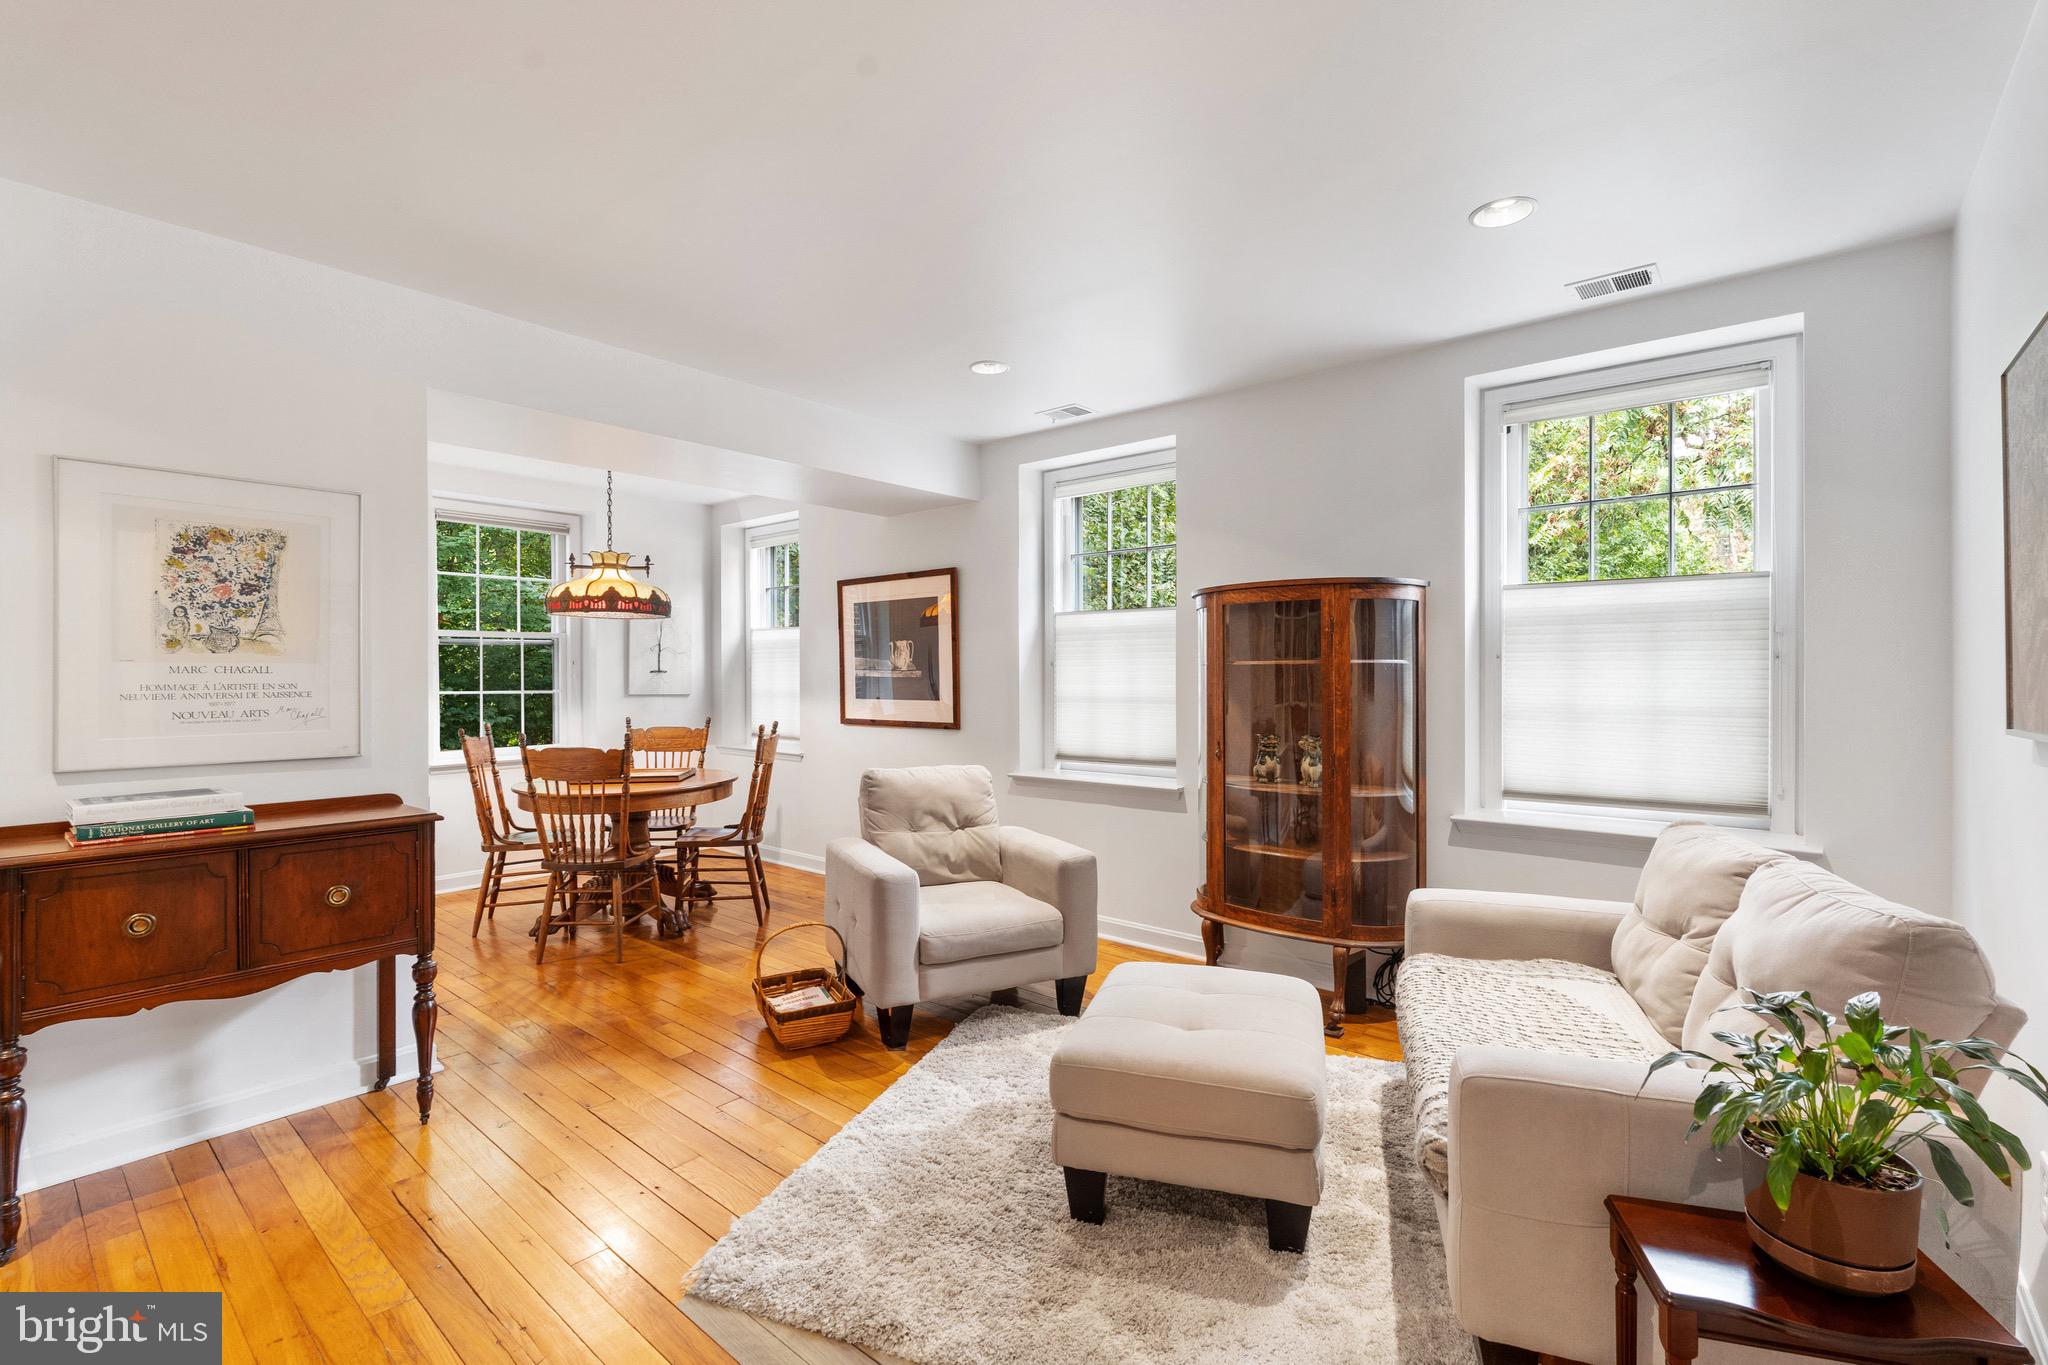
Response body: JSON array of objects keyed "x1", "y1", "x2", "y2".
[
  {"x1": 744, "y1": 847, "x2": 767, "y2": 927},
  {"x1": 1055, "y1": 976, "x2": 1087, "y2": 1016},
  {"x1": 1064, "y1": 1168, "x2": 1106, "y2": 1224},
  {"x1": 534, "y1": 870, "x2": 555, "y2": 964},
  {"x1": 611, "y1": 875, "x2": 626, "y2": 963},
  {"x1": 471, "y1": 852, "x2": 498, "y2": 936},
  {"x1": 876, "y1": 1004, "x2": 913, "y2": 1050},
  {"x1": 753, "y1": 847, "x2": 773, "y2": 921},
  {"x1": 1265, "y1": 1199, "x2": 1312, "y2": 1254}
]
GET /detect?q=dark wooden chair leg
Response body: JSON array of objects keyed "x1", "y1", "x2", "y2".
[
  {"x1": 1064, "y1": 1167, "x2": 1106, "y2": 1224},
  {"x1": 876, "y1": 1004, "x2": 913, "y2": 1050},
  {"x1": 412, "y1": 955, "x2": 438, "y2": 1124},
  {"x1": 1055, "y1": 975, "x2": 1086, "y2": 1016},
  {"x1": 1265, "y1": 1199, "x2": 1312, "y2": 1253}
]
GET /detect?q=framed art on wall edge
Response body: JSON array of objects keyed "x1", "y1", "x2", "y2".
[{"x1": 837, "y1": 567, "x2": 959, "y2": 728}]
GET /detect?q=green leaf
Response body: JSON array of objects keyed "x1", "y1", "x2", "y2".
[
  {"x1": 1838, "y1": 1031, "x2": 1876, "y2": 1067},
  {"x1": 1850, "y1": 1099, "x2": 1895, "y2": 1144},
  {"x1": 1693, "y1": 1082, "x2": 1736, "y2": 1122},
  {"x1": 1844, "y1": 991, "x2": 1882, "y2": 1041},
  {"x1": 1766, "y1": 1133, "x2": 1803, "y2": 1212},
  {"x1": 1921, "y1": 1138, "x2": 1977, "y2": 1207}
]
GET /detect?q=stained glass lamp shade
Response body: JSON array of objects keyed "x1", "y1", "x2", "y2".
[{"x1": 546, "y1": 472, "x2": 672, "y2": 618}]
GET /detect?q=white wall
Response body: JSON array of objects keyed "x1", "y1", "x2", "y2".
[
  {"x1": 0, "y1": 179, "x2": 893, "y2": 1188},
  {"x1": 425, "y1": 457, "x2": 718, "y2": 890},
  {"x1": 1949, "y1": 1, "x2": 2048, "y2": 1337},
  {"x1": 737, "y1": 232, "x2": 1959, "y2": 979}
]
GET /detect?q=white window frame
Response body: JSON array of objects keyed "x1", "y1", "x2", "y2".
[
  {"x1": 430, "y1": 497, "x2": 583, "y2": 764},
  {"x1": 745, "y1": 516, "x2": 800, "y2": 741},
  {"x1": 1042, "y1": 449, "x2": 1178, "y2": 779},
  {"x1": 1474, "y1": 335, "x2": 1803, "y2": 838}
]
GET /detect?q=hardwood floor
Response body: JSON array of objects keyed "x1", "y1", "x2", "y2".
[{"x1": 0, "y1": 864, "x2": 1402, "y2": 1363}]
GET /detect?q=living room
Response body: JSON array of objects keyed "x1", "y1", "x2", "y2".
[{"x1": 2, "y1": 3, "x2": 2047, "y2": 1362}]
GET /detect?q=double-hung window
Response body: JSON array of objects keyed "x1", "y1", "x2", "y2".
[
  {"x1": 1479, "y1": 337, "x2": 1800, "y2": 829},
  {"x1": 434, "y1": 507, "x2": 574, "y2": 756},
  {"x1": 746, "y1": 520, "x2": 800, "y2": 739},
  {"x1": 1045, "y1": 455, "x2": 1178, "y2": 775}
]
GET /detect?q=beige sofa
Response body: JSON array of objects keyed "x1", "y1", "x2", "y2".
[{"x1": 1396, "y1": 824, "x2": 2027, "y2": 1362}]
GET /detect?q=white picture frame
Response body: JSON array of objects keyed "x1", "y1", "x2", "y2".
[
  {"x1": 626, "y1": 616, "x2": 691, "y2": 696},
  {"x1": 53, "y1": 457, "x2": 363, "y2": 771}
]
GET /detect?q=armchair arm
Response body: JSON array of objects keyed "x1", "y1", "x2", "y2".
[
  {"x1": 824, "y1": 838, "x2": 922, "y2": 1009},
  {"x1": 1405, "y1": 888, "x2": 1629, "y2": 969},
  {"x1": 999, "y1": 826, "x2": 1098, "y2": 980}
]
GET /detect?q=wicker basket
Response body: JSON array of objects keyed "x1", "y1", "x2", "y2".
[{"x1": 751, "y1": 920, "x2": 859, "y2": 1049}]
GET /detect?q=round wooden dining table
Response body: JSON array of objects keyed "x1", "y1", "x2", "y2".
[{"x1": 510, "y1": 766, "x2": 737, "y2": 937}]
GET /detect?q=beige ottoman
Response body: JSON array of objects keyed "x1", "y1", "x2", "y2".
[{"x1": 1048, "y1": 961, "x2": 1328, "y2": 1251}]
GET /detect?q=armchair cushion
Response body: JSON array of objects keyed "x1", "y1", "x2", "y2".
[
  {"x1": 915, "y1": 881, "x2": 1064, "y2": 965},
  {"x1": 1611, "y1": 822, "x2": 1784, "y2": 1043},
  {"x1": 1683, "y1": 859, "x2": 2025, "y2": 1071},
  {"x1": 1397, "y1": 953, "x2": 1670, "y2": 1194},
  {"x1": 858, "y1": 765, "x2": 1001, "y2": 886}
]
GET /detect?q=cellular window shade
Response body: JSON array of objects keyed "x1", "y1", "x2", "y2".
[
  {"x1": 1501, "y1": 574, "x2": 1769, "y2": 813},
  {"x1": 749, "y1": 626, "x2": 800, "y2": 738},
  {"x1": 1053, "y1": 608, "x2": 1175, "y2": 766}
]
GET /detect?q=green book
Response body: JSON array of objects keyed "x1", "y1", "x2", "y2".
[{"x1": 71, "y1": 808, "x2": 256, "y2": 841}]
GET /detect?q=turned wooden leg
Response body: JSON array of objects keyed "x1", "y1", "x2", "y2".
[
  {"x1": 1265, "y1": 1199, "x2": 1312, "y2": 1253},
  {"x1": 1324, "y1": 946, "x2": 1350, "y2": 1037},
  {"x1": 373, "y1": 957, "x2": 395, "y2": 1092},
  {"x1": 470, "y1": 852, "x2": 497, "y2": 936},
  {"x1": 1657, "y1": 1305, "x2": 1697, "y2": 1365},
  {"x1": 1612, "y1": 1222, "x2": 1638, "y2": 1365},
  {"x1": 412, "y1": 956, "x2": 438, "y2": 1124},
  {"x1": 876, "y1": 1004, "x2": 913, "y2": 1050},
  {"x1": 0, "y1": 1040, "x2": 23, "y2": 1266},
  {"x1": 1200, "y1": 918, "x2": 1222, "y2": 966},
  {"x1": 1055, "y1": 975, "x2": 1086, "y2": 1016},
  {"x1": 1063, "y1": 1167, "x2": 1106, "y2": 1224}
]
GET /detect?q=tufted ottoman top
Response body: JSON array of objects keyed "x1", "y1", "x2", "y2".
[{"x1": 1049, "y1": 961, "x2": 1327, "y2": 1151}]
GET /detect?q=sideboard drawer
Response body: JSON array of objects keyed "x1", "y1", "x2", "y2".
[
  {"x1": 246, "y1": 832, "x2": 418, "y2": 967},
  {"x1": 21, "y1": 853, "x2": 239, "y2": 1012}
]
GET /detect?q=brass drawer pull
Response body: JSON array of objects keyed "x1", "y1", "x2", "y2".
[
  {"x1": 325, "y1": 884, "x2": 353, "y2": 907},
  {"x1": 122, "y1": 913, "x2": 157, "y2": 940}
]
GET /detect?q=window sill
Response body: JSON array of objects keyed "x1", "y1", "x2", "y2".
[
  {"x1": 1450, "y1": 807, "x2": 1822, "y2": 857},
  {"x1": 720, "y1": 742, "x2": 801, "y2": 762},
  {"x1": 1006, "y1": 768, "x2": 1184, "y2": 797}
]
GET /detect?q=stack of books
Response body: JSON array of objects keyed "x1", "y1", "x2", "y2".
[{"x1": 64, "y1": 788, "x2": 255, "y2": 848}]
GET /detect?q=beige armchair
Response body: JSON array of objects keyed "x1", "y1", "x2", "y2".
[
  {"x1": 1398, "y1": 827, "x2": 2027, "y2": 1362},
  {"x1": 825, "y1": 765, "x2": 1098, "y2": 1049}
]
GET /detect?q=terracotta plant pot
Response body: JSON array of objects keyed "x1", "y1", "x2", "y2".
[{"x1": 1737, "y1": 1130, "x2": 1923, "y2": 1295}]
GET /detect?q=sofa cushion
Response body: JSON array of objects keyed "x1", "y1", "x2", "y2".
[
  {"x1": 1050, "y1": 962, "x2": 1327, "y2": 1150},
  {"x1": 1683, "y1": 860, "x2": 2021, "y2": 1070},
  {"x1": 1612, "y1": 822, "x2": 1784, "y2": 1044},
  {"x1": 1396, "y1": 954, "x2": 1670, "y2": 1194},
  {"x1": 916, "y1": 880, "x2": 1063, "y2": 965},
  {"x1": 858, "y1": 765, "x2": 1001, "y2": 886}
]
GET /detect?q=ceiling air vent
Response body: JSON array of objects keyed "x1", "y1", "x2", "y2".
[
  {"x1": 1036, "y1": 402, "x2": 1096, "y2": 422},
  {"x1": 1566, "y1": 263, "x2": 1660, "y2": 301}
]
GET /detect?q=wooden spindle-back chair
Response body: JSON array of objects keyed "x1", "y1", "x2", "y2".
[
  {"x1": 626, "y1": 716, "x2": 711, "y2": 837},
  {"x1": 460, "y1": 726, "x2": 552, "y2": 935},
  {"x1": 518, "y1": 739, "x2": 658, "y2": 962},
  {"x1": 676, "y1": 722, "x2": 780, "y2": 927}
]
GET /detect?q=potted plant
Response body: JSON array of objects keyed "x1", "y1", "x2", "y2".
[{"x1": 1647, "y1": 989, "x2": 2048, "y2": 1295}]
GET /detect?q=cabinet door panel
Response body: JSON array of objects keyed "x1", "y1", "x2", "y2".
[
  {"x1": 22, "y1": 854, "x2": 237, "y2": 1011},
  {"x1": 247, "y1": 833, "x2": 417, "y2": 966}
]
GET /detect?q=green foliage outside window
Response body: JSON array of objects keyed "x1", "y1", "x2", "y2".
[
  {"x1": 1522, "y1": 391, "x2": 1756, "y2": 582},
  {"x1": 1071, "y1": 478, "x2": 1176, "y2": 611},
  {"x1": 435, "y1": 516, "x2": 561, "y2": 751}
]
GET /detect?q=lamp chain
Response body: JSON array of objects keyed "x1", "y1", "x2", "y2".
[{"x1": 605, "y1": 470, "x2": 614, "y2": 551}]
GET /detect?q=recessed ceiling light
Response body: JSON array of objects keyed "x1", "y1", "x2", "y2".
[
  {"x1": 1468, "y1": 196, "x2": 1537, "y2": 229},
  {"x1": 969, "y1": 360, "x2": 1010, "y2": 375}
]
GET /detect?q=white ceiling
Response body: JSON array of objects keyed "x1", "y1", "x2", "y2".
[{"x1": 0, "y1": 2, "x2": 2032, "y2": 443}]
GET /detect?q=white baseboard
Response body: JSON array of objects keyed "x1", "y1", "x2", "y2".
[
  {"x1": 759, "y1": 845, "x2": 825, "y2": 875},
  {"x1": 436, "y1": 868, "x2": 483, "y2": 894},
  {"x1": 2018, "y1": 1279, "x2": 2043, "y2": 1354},
  {"x1": 1097, "y1": 915, "x2": 1204, "y2": 960},
  {"x1": 20, "y1": 1050, "x2": 429, "y2": 1194}
]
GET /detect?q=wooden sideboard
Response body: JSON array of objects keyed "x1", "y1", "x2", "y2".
[{"x1": 0, "y1": 794, "x2": 440, "y2": 1265}]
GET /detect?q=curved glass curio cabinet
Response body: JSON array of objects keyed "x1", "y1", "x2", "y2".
[{"x1": 1192, "y1": 578, "x2": 1426, "y2": 1035}]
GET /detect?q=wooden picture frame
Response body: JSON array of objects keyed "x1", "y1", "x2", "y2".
[
  {"x1": 2004, "y1": 308, "x2": 2048, "y2": 738},
  {"x1": 837, "y1": 567, "x2": 960, "y2": 728}
]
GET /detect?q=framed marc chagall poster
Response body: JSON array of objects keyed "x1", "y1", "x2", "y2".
[
  {"x1": 53, "y1": 457, "x2": 363, "y2": 771},
  {"x1": 837, "y1": 567, "x2": 959, "y2": 728},
  {"x1": 2005, "y1": 308, "x2": 2048, "y2": 738}
]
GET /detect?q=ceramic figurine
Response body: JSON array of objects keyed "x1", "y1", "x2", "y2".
[
  {"x1": 1297, "y1": 735, "x2": 1324, "y2": 787},
  {"x1": 1251, "y1": 734, "x2": 1282, "y2": 783}
]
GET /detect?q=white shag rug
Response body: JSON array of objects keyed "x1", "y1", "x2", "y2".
[{"x1": 687, "y1": 1007, "x2": 1465, "y2": 1365}]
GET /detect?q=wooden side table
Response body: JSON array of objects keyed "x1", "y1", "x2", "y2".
[{"x1": 1606, "y1": 1196, "x2": 2029, "y2": 1365}]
